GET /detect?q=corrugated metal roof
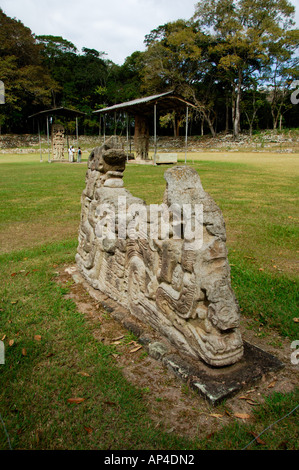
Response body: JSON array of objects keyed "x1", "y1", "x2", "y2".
[
  {"x1": 93, "y1": 91, "x2": 196, "y2": 116},
  {"x1": 29, "y1": 107, "x2": 86, "y2": 119},
  {"x1": 93, "y1": 91, "x2": 174, "y2": 113}
]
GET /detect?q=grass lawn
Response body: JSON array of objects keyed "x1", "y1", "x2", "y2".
[{"x1": 0, "y1": 150, "x2": 298, "y2": 450}]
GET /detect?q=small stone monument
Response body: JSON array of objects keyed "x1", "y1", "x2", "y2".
[{"x1": 51, "y1": 124, "x2": 65, "y2": 161}]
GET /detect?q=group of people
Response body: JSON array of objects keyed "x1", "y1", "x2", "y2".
[{"x1": 68, "y1": 145, "x2": 82, "y2": 163}]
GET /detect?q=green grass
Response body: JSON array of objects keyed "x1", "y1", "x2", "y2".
[
  {"x1": 0, "y1": 243, "x2": 197, "y2": 450},
  {"x1": 230, "y1": 253, "x2": 298, "y2": 339},
  {"x1": 0, "y1": 151, "x2": 298, "y2": 450}
]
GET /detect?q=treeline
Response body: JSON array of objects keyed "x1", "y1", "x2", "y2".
[
  {"x1": 0, "y1": 7, "x2": 143, "y2": 135},
  {"x1": 0, "y1": 0, "x2": 299, "y2": 137}
]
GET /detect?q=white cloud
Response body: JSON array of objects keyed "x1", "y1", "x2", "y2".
[
  {"x1": 0, "y1": 0, "x2": 197, "y2": 64},
  {"x1": 1, "y1": 0, "x2": 298, "y2": 64}
]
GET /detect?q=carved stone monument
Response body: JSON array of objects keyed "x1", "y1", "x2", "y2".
[
  {"x1": 51, "y1": 124, "x2": 65, "y2": 161},
  {"x1": 76, "y1": 137, "x2": 244, "y2": 367}
]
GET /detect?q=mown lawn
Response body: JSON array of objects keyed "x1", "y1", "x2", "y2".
[{"x1": 0, "y1": 151, "x2": 298, "y2": 450}]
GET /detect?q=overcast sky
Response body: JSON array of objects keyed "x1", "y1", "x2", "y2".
[{"x1": 1, "y1": 0, "x2": 299, "y2": 65}]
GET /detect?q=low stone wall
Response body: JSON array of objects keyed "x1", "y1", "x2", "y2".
[{"x1": 1, "y1": 131, "x2": 298, "y2": 153}]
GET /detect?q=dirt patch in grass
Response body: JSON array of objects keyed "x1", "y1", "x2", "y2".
[
  {"x1": 0, "y1": 221, "x2": 78, "y2": 254},
  {"x1": 57, "y1": 266, "x2": 299, "y2": 443}
]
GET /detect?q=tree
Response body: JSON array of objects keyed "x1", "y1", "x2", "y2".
[
  {"x1": 143, "y1": 20, "x2": 202, "y2": 95},
  {"x1": 241, "y1": 83, "x2": 265, "y2": 136},
  {"x1": 36, "y1": 35, "x2": 111, "y2": 133},
  {"x1": 193, "y1": 0, "x2": 299, "y2": 138},
  {"x1": 263, "y1": 29, "x2": 299, "y2": 129},
  {"x1": 0, "y1": 10, "x2": 58, "y2": 132},
  {"x1": 142, "y1": 20, "x2": 213, "y2": 135},
  {"x1": 36, "y1": 35, "x2": 79, "y2": 107},
  {"x1": 110, "y1": 51, "x2": 144, "y2": 103}
]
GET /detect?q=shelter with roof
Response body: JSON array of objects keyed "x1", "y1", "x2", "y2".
[
  {"x1": 93, "y1": 91, "x2": 197, "y2": 164},
  {"x1": 29, "y1": 107, "x2": 86, "y2": 163}
]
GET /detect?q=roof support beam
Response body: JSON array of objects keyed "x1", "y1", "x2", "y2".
[
  {"x1": 185, "y1": 105, "x2": 189, "y2": 164},
  {"x1": 153, "y1": 103, "x2": 157, "y2": 166},
  {"x1": 46, "y1": 116, "x2": 50, "y2": 163}
]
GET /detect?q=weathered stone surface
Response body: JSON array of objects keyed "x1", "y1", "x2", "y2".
[
  {"x1": 76, "y1": 136, "x2": 244, "y2": 367},
  {"x1": 67, "y1": 266, "x2": 285, "y2": 405},
  {"x1": 104, "y1": 178, "x2": 124, "y2": 188},
  {"x1": 148, "y1": 342, "x2": 170, "y2": 360},
  {"x1": 156, "y1": 153, "x2": 178, "y2": 164},
  {"x1": 51, "y1": 124, "x2": 65, "y2": 161}
]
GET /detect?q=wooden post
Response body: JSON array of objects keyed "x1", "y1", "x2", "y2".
[
  {"x1": 38, "y1": 120, "x2": 42, "y2": 162},
  {"x1": 126, "y1": 113, "x2": 129, "y2": 162},
  {"x1": 46, "y1": 116, "x2": 50, "y2": 163},
  {"x1": 153, "y1": 104, "x2": 157, "y2": 166},
  {"x1": 66, "y1": 128, "x2": 69, "y2": 154},
  {"x1": 76, "y1": 117, "x2": 79, "y2": 150},
  {"x1": 185, "y1": 106, "x2": 189, "y2": 164}
]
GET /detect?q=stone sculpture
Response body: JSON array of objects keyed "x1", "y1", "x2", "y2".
[
  {"x1": 76, "y1": 136, "x2": 244, "y2": 367},
  {"x1": 51, "y1": 124, "x2": 65, "y2": 161}
]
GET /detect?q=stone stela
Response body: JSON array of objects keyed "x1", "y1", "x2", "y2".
[{"x1": 51, "y1": 124, "x2": 65, "y2": 161}]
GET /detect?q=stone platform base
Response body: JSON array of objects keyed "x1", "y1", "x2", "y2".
[{"x1": 68, "y1": 266, "x2": 284, "y2": 405}]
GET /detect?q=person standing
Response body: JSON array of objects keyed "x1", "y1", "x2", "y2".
[
  {"x1": 77, "y1": 147, "x2": 82, "y2": 163},
  {"x1": 68, "y1": 146, "x2": 74, "y2": 162}
]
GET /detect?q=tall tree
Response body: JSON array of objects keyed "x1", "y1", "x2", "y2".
[
  {"x1": 0, "y1": 9, "x2": 58, "y2": 132},
  {"x1": 108, "y1": 51, "x2": 144, "y2": 104},
  {"x1": 36, "y1": 35, "x2": 79, "y2": 107},
  {"x1": 263, "y1": 29, "x2": 299, "y2": 129},
  {"x1": 36, "y1": 35, "x2": 113, "y2": 132},
  {"x1": 142, "y1": 20, "x2": 213, "y2": 134},
  {"x1": 193, "y1": 0, "x2": 299, "y2": 138},
  {"x1": 143, "y1": 20, "x2": 202, "y2": 95}
]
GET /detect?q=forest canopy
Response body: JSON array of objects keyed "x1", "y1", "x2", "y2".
[{"x1": 0, "y1": 0, "x2": 298, "y2": 136}]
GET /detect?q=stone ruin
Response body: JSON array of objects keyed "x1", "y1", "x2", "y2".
[{"x1": 76, "y1": 136, "x2": 244, "y2": 368}]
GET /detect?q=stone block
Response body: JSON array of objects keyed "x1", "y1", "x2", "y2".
[{"x1": 155, "y1": 153, "x2": 178, "y2": 164}]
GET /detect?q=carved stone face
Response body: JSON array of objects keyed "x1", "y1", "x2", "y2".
[
  {"x1": 101, "y1": 149, "x2": 126, "y2": 173},
  {"x1": 89, "y1": 147, "x2": 126, "y2": 173}
]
